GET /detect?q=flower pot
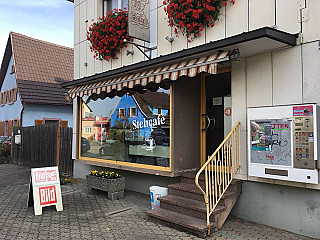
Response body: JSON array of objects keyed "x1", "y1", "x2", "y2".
[{"x1": 86, "y1": 175, "x2": 125, "y2": 200}]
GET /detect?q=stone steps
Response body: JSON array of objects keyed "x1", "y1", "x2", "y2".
[
  {"x1": 146, "y1": 208, "x2": 214, "y2": 238},
  {"x1": 146, "y1": 172, "x2": 242, "y2": 238}
]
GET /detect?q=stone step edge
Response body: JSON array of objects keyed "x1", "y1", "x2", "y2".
[
  {"x1": 146, "y1": 208, "x2": 215, "y2": 233},
  {"x1": 159, "y1": 195, "x2": 227, "y2": 215}
]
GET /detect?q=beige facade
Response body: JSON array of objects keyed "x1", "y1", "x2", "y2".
[{"x1": 73, "y1": 0, "x2": 320, "y2": 188}]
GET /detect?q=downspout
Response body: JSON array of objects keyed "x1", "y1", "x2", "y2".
[
  {"x1": 299, "y1": 0, "x2": 307, "y2": 102},
  {"x1": 20, "y1": 103, "x2": 24, "y2": 126}
]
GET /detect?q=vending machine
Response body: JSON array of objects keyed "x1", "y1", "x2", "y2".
[{"x1": 247, "y1": 104, "x2": 320, "y2": 184}]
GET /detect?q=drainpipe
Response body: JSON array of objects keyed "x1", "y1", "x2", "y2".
[{"x1": 20, "y1": 103, "x2": 25, "y2": 126}]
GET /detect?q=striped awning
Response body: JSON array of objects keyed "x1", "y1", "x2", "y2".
[{"x1": 68, "y1": 51, "x2": 230, "y2": 99}]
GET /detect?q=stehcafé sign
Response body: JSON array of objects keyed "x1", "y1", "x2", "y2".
[
  {"x1": 28, "y1": 166, "x2": 63, "y2": 215},
  {"x1": 128, "y1": 0, "x2": 150, "y2": 42}
]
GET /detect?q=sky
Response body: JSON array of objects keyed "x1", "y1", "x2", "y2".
[{"x1": 0, "y1": 0, "x2": 74, "y2": 60}]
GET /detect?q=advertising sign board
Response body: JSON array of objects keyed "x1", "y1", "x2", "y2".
[
  {"x1": 29, "y1": 166, "x2": 63, "y2": 215},
  {"x1": 128, "y1": 0, "x2": 150, "y2": 42}
]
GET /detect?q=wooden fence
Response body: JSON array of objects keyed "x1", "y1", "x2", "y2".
[{"x1": 12, "y1": 124, "x2": 73, "y2": 175}]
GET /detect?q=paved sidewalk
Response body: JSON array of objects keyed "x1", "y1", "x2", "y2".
[{"x1": 0, "y1": 164, "x2": 316, "y2": 240}]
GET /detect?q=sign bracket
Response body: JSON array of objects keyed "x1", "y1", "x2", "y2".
[{"x1": 124, "y1": 39, "x2": 157, "y2": 60}]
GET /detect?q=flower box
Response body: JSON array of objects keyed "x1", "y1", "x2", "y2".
[{"x1": 86, "y1": 175, "x2": 125, "y2": 200}]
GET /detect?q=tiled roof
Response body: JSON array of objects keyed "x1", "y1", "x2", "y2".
[
  {"x1": 10, "y1": 32, "x2": 73, "y2": 105},
  {"x1": 133, "y1": 90, "x2": 170, "y2": 117},
  {"x1": 139, "y1": 91, "x2": 170, "y2": 110}
]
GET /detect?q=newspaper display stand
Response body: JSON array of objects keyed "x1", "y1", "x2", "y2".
[{"x1": 29, "y1": 166, "x2": 63, "y2": 215}]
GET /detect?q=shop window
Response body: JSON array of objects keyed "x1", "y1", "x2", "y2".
[
  {"x1": 129, "y1": 107, "x2": 137, "y2": 116},
  {"x1": 80, "y1": 89, "x2": 170, "y2": 168},
  {"x1": 84, "y1": 126, "x2": 91, "y2": 134}
]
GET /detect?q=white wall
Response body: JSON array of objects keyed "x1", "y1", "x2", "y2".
[
  {"x1": 74, "y1": 0, "x2": 320, "y2": 80},
  {"x1": 232, "y1": 41, "x2": 320, "y2": 190},
  {"x1": 0, "y1": 56, "x2": 23, "y2": 121}
]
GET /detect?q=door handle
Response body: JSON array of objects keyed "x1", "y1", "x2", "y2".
[
  {"x1": 206, "y1": 115, "x2": 216, "y2": 130},
  {"x1": 201, "y1": 114, "x2": 216, "y2": 130}
]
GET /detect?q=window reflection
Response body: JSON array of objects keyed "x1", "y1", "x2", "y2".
[{"x1": 81, "y1": 89, "x2": 170, "y2": 167}]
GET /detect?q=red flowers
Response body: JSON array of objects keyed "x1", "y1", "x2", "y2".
[
  {"x1": 87, "y1": 9, "x2": 130, "y2": 61},
  {"x1": 163, "y1": 0, "x2": 235, "y2": 41}
]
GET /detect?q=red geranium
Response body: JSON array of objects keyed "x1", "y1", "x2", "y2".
[
  {"x1": 87, "y1": 9, "x2": 131, "y2": 61},
  {"x1": 163, "y1": 0, "x2": 235, "y2": 42}
]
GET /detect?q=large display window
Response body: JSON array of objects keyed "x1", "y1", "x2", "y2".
[{"x1": 80, "y1": 89, "x2": 170, "y2": 168}]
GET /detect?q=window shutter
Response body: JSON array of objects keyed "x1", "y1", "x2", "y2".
[
  {"x1": 4, "y1": 91, "x2": 7, "y2": 104},
  {"x1": 60, "y1": 120, "x2": 68, "y2": 128},
  {"x1": 35, "y1": 119, "x2": 44, "y2": 126},
  {"x1": 8, "y1": 120, "x2": 13, "y2": 136},
  {"x1": 13, "y1": 88, "x2": 17, "y2": 102}
]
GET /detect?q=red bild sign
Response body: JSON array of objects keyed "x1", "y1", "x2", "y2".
[
  {"x1": 39, "y1": 185, "x2": 57, "y2": 206},
  {"x1": 34, "y1": 171, "x2": 46, "y2": 183}
]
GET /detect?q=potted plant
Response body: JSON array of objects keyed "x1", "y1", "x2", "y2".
[{"x1": 86, "y1": 170, "x2": 125, "y2": 200}]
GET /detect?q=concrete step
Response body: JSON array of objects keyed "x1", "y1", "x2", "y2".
[
  {"x1": 169, "y1": 182, "x2": 204, "y2": 201},
  {"x1": 146, "y1": 208, "x2": 213, "y2": 238},
  {"x1": 181, "y1": 171, "x2": 206, "y2": 186},
  {"x1": 169, "y1": 182, "x2": 235, "y2": 202},
  {"x1": 159, "y1": 194, "x2": 226, "y2": 220}
]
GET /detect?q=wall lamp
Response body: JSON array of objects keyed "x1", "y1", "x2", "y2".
[{"x1": 165, "y1": 36, "x2": 174, "y2": 43}]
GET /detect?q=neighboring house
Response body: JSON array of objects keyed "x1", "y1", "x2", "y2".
[
  {"x1": 0, "y1": 32, "x2": 74, "y2": 136},
  {"x1": 64, "y1": 0, "x2": 320, "y2": 238},
  {"x1": 109, "y1": 91, "x2": 169, "y2": 139}
]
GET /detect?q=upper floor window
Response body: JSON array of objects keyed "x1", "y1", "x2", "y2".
[
  {"x1": 84, "y1": 126, "x2": 92, "y2": 134},
  {"x1": 103, "y1": 0, "x2": 128, "y2": 15},
  {"x1": 118, "y1": 108, "x2": 126, "y2": 117},
  {"x1": 129, "y1": 107, "x2": 137, "y2": 116},
  {"x1": 10, "y1": 65, "x2": 14, "y2": 74}
]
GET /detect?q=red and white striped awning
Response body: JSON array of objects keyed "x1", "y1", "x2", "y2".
[{"x1": 68, "y1": 51, "x2": 230, "y2": 99}]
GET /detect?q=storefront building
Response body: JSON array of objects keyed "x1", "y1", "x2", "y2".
[{"x1": 63, "y1": 0, "x2": 320, "y2": 238}]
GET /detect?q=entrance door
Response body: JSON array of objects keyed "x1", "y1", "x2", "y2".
[{"x1": 200, "y1": 72, "x2": 231, "y2": 166}]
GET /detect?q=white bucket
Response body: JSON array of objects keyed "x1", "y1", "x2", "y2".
[{"x1": 149, "y1": 186, "x2": 168, "y2": 209}]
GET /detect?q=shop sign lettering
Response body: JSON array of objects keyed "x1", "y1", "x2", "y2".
[
  {"x1": 34, "y1": 169, "x2": 58, "y2": 183},
  {"x1": 271, "y1": 124, "x2": 289, "y2": 130},
  {"x1": 39, "y1": 185, "x2": 57, "y2": 206},
  {"x1": 133, "y1": 115, "x2": 165, "y2": 129}
]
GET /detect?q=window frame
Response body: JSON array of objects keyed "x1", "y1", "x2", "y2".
[
  {"x1": 84, "y1": 126, "x2": 92, "y2": 134},
  {"x1": 129, "y1": 107, "x2": 137, "y2": 116},
  {"x1": 118, "y1": 108, "x2": 126, "y2": 117}
]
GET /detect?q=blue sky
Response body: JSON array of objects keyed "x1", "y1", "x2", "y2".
[{"x1": 0, "y1": 0, "x2": 74, "y2": 60}]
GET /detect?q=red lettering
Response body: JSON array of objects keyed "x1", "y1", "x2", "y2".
[{"x1": 39, "y1": 186, "x2": 57, "y2": 206}]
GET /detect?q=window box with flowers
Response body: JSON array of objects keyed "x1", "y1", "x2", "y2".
[
  {"x1": 163, "y1": 0, "x2": 235, "y2": 42},
  {"x1": 86, "y1": 9, "x2": 130, "y2": 61},
  {"x1": 86, "y1": 170, "x2": 125, "y2": 200}
]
